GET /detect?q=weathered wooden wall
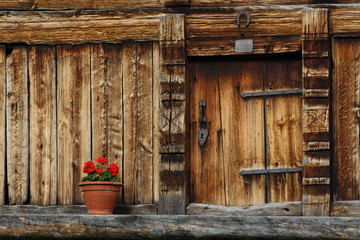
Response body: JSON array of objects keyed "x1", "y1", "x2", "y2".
[{"x1": 0, "y1": 43, "x2": 160, "y2": 206}]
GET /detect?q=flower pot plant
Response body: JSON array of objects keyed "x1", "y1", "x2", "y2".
[{"x1": 79, "y1": 157, "x2": 122, "y2": 215}]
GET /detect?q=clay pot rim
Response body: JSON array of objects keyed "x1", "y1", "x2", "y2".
[{"x1": 78, "y1": 181, "x2": 123, "y2": 187}]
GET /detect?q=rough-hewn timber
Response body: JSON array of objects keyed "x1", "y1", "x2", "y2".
[
  {"x1": 0, "y1": 11, "x2": 162, "y2": 45},
  {"x1": 187, "y1": 202, "x2": 302, "y2": 216},
  {"x1": 0, "y1": 215, "x2": 359, "y2": 239},
  {"x1": 302, "y1": 8, "x2": 331, "y2": 216}
]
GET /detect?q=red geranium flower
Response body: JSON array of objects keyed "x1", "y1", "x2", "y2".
[
  {"x1": 96, "y1": 169, "x2": 103, "y2": 174},
  {"x1": 108, "y1": 163, "x2": 119, "y2": 176},
  {"x1": 83, "y1": 161, "x2": 95, "y2": 174},
  {"x1": 96, "y1": 157, "x2": 108, "y2": 165}
]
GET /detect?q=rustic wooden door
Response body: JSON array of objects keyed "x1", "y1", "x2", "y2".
[
  {"x1": 333, "y1": 38, "x2": 360, "y2": 202},
  {"x1": 189, "y1": 54, "x2": 303, "y2": 206}
]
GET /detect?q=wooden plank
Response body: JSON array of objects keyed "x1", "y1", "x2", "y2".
[
  {"x1": 189, "y1": 61, "x2": 226, "y2": 205},
  {"x1": 186, "y1": 9, "x2": 302, "y2": 56},
  {"x1": 164, "y1": 0, "x2": 190, "y2": 7},
  {"x1": 0, "y1": 46, "x2": 5, "y2": 206},
  {"x1": 331, "y1": 7, "x2": 360, "y2": 37},
  {"x1": 90, "y1": 44, "x2": 123, "y2": 201},
  {"x1": 187, "y1": 202, "x2": 302, "y2": 216},
  {"x1": 159, "y1": 14, "x2": 186, "y2": 214},
  {"x1": 152, "y1": 42, "x2": 160, "y2": 204},
  {"x1": 0, "y1": 215, "x2": 359, "y2": 240},
  {"x1": 0, "y1": 0, "x2": 164, "y2": 10},
  {"x1": 332, "y1": 38, "x2": 360, "y2": 201},
  {"x1": 264, "y1": 55, "x2": 302, "y2": 203},
  {"x1": 190, "y1": 0, "x2": 359, "y2": 7},
  {"x1": 123, "y1": 42, "x2": 153, "y2": 205},
  {"x1": 29, "y1": 46, "x2": 57, "y2": 206},
  {"x1": 57, "y1": 45, "x2": 91, "y2": 205},
  {"x1": 6, "y1": 46, "x2": 29, "y2": 205},
  {"x1": 0, "y1": 11, "x2": 162, "y2": 45},
  {"x1": 218, "y1": 59, "x2": 265, "y2": 206},
  {"x1": 332, "y1": 201, "x2": 360, "y2": 216},
  {"x1": 302, "y1": 8, "x2": 330, "y2": 216},
  {"x1": 187, "y1": 36, "x2": 301, "y2": 56}
]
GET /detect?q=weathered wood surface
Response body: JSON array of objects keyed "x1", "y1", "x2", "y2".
[
  {"x1": 29, "y1": 46, "x2": 57, "y2": 206},
  {"x1": 331, "y1": 7, "x2": 360, "y2": 37},
  {"x1": 187, "y1": 202, "x2": 302, "y2": 216},
  {"x1": 0, "y1": 215, "x2": 359, "y2": 239},
  {"x1": 264, "y1": 56, "x2": 302, "y2": 203},
  {"x1": 6, "y1": 46, "x2": 29, "y2": 205},
  {"x1": 57, "y1": 45, "x2": 91, "y2": 205},
  {"x1": 0, "y1": 46, "x2": 5, "y2": 206},
  {"x1": 332, "y1": 38, "x2": 360, "y2": 201},
  {"x1": 0, "y1": 11, "x2": 162, "y2": 45},
  {"x1": 190, "y1": 0, "x2": 360, "y2": 7},
  {"x1": 186, "y1": 9, "x2": 302, "y2": 56},
  {"x1": 332, "y1": 201, "x2": 360, "y2": 216},
  {"x1": 123, "y1": 42, "x2": 154, "y2": 205},
  {"x1": 190, "y1": 55, "x2": 302, "y2": 206},
  {"x1": 158, "y1": 14, "x2": 186, "y2": 214},
  {"x1": 0, "y1": 204, "x2": 157, "y2": 215},
  {"x1": 302, "y1": 8, "x2": 331, "y2": 216}
]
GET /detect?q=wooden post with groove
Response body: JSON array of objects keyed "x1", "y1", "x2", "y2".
[
  {"x1": 302, "y1": 8, "x2": 331, "y2": 216},
  {"x1": 158, "y1": 14, "x2": 186, "y2": 214}
]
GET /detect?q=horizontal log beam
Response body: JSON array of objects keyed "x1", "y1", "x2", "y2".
[
  {"x1": 0, "y1": 10, "x2": 163, "y2": 44},
  {"x1": 187, "y1": 202, "x2": 302, "y2": 216},
  {"x1": 332, "y1": 201, "x2": 360, "y2": 216},
  {"x1": 0, "y1": 214, "x2": 359, "y2": 239}
]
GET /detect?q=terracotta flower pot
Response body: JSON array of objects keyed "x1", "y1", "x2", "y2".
[{"x1": 79, "y1": 181, "x2": 123, "y2": 215}]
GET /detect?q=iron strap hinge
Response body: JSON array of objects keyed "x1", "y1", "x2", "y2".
[
  {"x1": 240, "y1": 167, "x2": 302, "y2": 176},
  {"x1": 241, "y1": 89, "x2": 302, "y2": 98}
]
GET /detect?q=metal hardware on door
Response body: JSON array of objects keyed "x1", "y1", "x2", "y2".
[
  {"x1": 355, "y1": 107, "x2": 360, "y2": 118},
  {"x1": 198, "y1": 100, "x2": 209, "y2": 146},
  {"x1": 240, "y1": 167, "x2": 302, "y2": 176},
  {"x1": 236, "y1": 11, "x2": 251, "y2": 28}
]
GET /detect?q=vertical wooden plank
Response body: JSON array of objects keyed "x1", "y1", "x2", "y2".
[
  {"x1": 302, "y1": 8, "x2": 331, "y2": 216},
  {"x1": 123, "y1": 42, "x2": 153, "y2": 204},
  {"x1": 57, "y1": 45, "x2": 91, "y2": 205},
  {"x1": 265, "y1": 56, "x2": 303, "y2": 203},
  {"x1": 159, "y1": 14, "x2": 186, "y2": 214},
  {"x1": 217, "y1": 59, "x2": 266, "y2": 206},
  {"x1": 6, "y1": 46, "x2": 29, "y2": 205},
  {"x1": 91, "y1": 44, "x2": 123, "y2": 202},
  {"x1": 189, "y1": 61, "x2": 226, "y2": 205},
  {"x1": 29, "y1": 46, "x2": 57, "y2": 206},
  {"x1": 333, "y1": 38, "x2": 360, "y2": 201},
  {"x1": 152, "y1": 42, "x2": 160, "y2": 204},
  {"x1": 0, "y1": 46, "x2": 5, "y2": 205}
]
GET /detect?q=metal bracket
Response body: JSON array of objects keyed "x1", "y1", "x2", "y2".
[
  {"x1": 241, "y1": 89, "x2": 302, "y2": 98},
  {"x1": 240, "y1": 167, "x2": 302, "y2": 176},
  {"x1": 197, "y1": 100, "x2": 209, "y2": 146},
  {"x1": 236, "y1": 11, "x2": 251, "y2": 28}
]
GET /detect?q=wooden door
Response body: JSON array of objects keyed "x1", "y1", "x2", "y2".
[
  {"x1": 333, "y1": 38, "x2": 360, "y2": 201},
  {"x1": 189, "y1": 55, "x2": 303, "y2": 206}
]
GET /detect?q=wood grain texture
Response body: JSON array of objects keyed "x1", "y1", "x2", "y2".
[
  {"x1": 190, "y1": 0, "x2": 359, "y2": 7},
  {"x1": 331, "y1": 7, "x2": 360, "y2": 37},
  {"x1": 159, "y1": 14, "x2": 186, "y2": 214},
  {"x1": 91, "y1": 44, "x2": 123, "y2": 199},
  {"x1": 57, "y1": 45, "x2": 91, "y2": 204},
  {"x1": 123, "y1": 42, "x2": 153, "y2": 205},
  {"x1": 0, "y1": 0, "x2": 164, "y2": 10},
  {"x1": 302, "y1": 8, "x2": 330, "y2": 216},
  {"x1": 0, "y1": 215, "x2": 359, "y2": 239},
  {"x1": 6, "y1": 46, "x2": 29, "y2": 205},
  {"x1": 187, "y1": 202, "x2": 302, "y2": 216},
  {"x1": 29, "y1": 46, "x2": 57, "y2": 206},
  {"x1": 0, "y1": 11, "x2": 162, "y2": 45},
  {"x1": 332, "y1": 201, "x2": 360, "y2": 216},
  {"x1": 0, "y1": 47, "x2": 5, "y2": 205},
  {"x1": 264, "y1": 56, "x2": 302, "y2": 203},
  {"x1": 186, "y1": 9, "x2": 302, "y2": 56},
  {"x1": 332, "y1": 38, "x2": 360, "y2": 201}
]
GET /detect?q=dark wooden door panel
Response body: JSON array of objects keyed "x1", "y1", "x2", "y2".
[{"x1": 190, "y1": 55, "x2": 302, "y2": 206}]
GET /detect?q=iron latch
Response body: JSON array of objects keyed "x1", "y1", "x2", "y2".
[
  {"x1": 197, "y1": 100, "x2": 209, "y2": 146},
  {"x1": 240, "y1": 167, "x2": 302, "y2": 176}
]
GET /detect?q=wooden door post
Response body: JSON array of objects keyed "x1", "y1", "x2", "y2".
[
  {"x1": 158, "y1": 14, "x2": 186, "y2": 214},
  {"x1": 302, "y1": 8, "x2": 331, "y2": 216}
]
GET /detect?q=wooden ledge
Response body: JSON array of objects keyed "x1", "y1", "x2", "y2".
[{"x1": 0, "y1": 215, "x2": 359, "y2": 239}]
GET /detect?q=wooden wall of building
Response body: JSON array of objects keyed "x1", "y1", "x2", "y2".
[{"x1": 0, "y1": 43, "x2": 160, "y2": 206}]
